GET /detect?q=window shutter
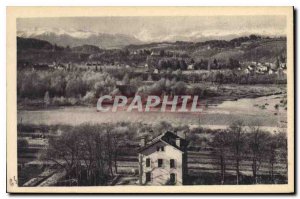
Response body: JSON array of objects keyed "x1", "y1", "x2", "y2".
[
  {"x1": 170, "y1": 159, "x2": 176, "y2": 168},
  {"x1": 146, "y1": 158, "x2": 150, "y2": 167},
  {"x1": 158, "y1": 159, "x2": 163, "y2": 167}
]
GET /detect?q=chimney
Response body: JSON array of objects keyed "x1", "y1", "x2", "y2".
[
  {"x1": 140, "y1": 136, "x2": 146, "y2": 147},
  {"x1": 176, "y1": 138, "x2": 181, "y2": 147}
]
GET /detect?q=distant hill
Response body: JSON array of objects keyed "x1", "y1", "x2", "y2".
[
  {"x1": 126, "y1": 36, "x2": 287, "y2": 63},
  {"x1": 17, "y1": 29, "x2": 143, "y2": 49},
  {"x1": 17, "y1": 35, "x2": 287, "y2": 66},
  {"x1": 240, "y1": 39, "x2": 287, "y2": 62},
  {"x1": 17, "y1": 37, "x2": 90, "y2": 63},
  {"x1": 17, "y1": 37, "x2": 53, "y2": 51},
  {"x1": 71, "y1": 45, "x2": 102, "y2": 54}
]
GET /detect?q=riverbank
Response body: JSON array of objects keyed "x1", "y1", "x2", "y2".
[
  {"x1": 18, "y1": 93, "x2": 287, "y2": 130},
  {"x1": 17, "y1": 84, "x2": 286, "y2": 111}
]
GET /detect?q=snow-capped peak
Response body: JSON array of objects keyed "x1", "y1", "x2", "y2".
[{"x1": 17, "y1": 27, "x2": 98, "y2": 39}]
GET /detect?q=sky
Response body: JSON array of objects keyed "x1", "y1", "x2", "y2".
[{"x1": 17, "y1": 16, "x2": 287, "y2": 42}]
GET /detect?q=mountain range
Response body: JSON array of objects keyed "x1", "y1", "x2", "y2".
[
  {"x1": 17, "y1": 34, "x2": 287, "y2": 66},
  {"x1": 17, "y1": 28, "x2": 286, "y2": 49},
  {"x1": 17, "y1": 28, "x2": 143, "y2": 49}
]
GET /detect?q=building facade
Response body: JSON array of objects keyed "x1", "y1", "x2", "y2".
[{"x1": 138, "y1": 132, "x2": 188, "y2": 185}]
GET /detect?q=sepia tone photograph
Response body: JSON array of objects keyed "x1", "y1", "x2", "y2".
[{"x1": 6, "y1": 6, "x2": 294, "y2": 193}]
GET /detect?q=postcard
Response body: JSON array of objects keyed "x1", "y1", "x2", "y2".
[{"x1": 7, "y1": 6, "x2": 294, "y2": 193}]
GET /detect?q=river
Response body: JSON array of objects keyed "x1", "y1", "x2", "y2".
[{"x1": 18, "y1": 94, "x2": 287, "y2": 132}]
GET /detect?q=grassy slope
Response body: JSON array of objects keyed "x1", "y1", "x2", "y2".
[{"x1": 192, "y1": 39, "x2": 286, "y2": 62}]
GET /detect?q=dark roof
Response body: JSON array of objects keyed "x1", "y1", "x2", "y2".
[{"x1": 139, "y1": 131, "x2": 188, "y2": 153}]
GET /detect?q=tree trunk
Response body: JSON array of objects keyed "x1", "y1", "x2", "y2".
[
  {"x1": 252, "y1": 159, "x2": 257, "y2": 184},
  {"x1": 114, "y1": 154, "x2": 118, "y2": 174},
  {"x1": 220, "y1": 155, "x2": 225, "y2": 185},
  {"x1": 271, "y1": 162, "x2": 274, "y2": 183},
  {"x1": 139, "y1": 154, "x2": 143, "y2": 185},
  {"x1": 236, "y1": 159, "x2": 240, "y2": 185}
]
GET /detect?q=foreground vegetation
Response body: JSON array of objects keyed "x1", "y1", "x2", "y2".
[
  {"x1": 18, "y1": 121, "x2": 287, "y2": 186},
  {"x1": 17, "y1": 68, "x2": 286, "y2": 110}
]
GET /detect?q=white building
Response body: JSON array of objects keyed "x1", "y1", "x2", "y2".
[
  {"x1": 268, "y1": 68, "x2": 277, "y2": 75},
  {"x1": 138, "y1": 131, "x2": 188, "y2": 185},
  {"x1": 257, "y1": 65, "x2": 268, "y2": 73},
  {"x1": 247, "y1": 65, "x2": 254, "y2": 71},
  {"x1": 187, "y1": 64, "x2": 194, "y2": 70},
  {"x1": 153, "y1": 68, "x2": 159, "y2": 74},
  {"x1": 280, "y1": 63, "x2": 287, "y2": 69}
]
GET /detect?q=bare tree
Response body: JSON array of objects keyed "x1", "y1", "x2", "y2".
[
  {"x1": 210, "y1": 130, "x2": 230, "y2": 184},
  {"x1": 40, "y1": 124, "x2": 124, "y2": 186},
  {"x1": 228, "y1": 120, "x2": 246, "y2": 185},
  {"x1": 266, "y1": 131, "x2": 287, "y2": 183},
  {"x1": 247, "y1": 125, "x2": 270, "y2": 184},
  {"x1": 77, "y1": 127, "x2": 97, "y2": 185},
  {"x1": 105, "y1": 125, "x2": 114, "y2": 177},
  {"x1": 44, "y1": 91, "x2": 50, "y2": 107},
  {"x1": 111, "y1": 129, "x2": 123, "y2": 175},
  {"x1": 40, "y1": 129, "x2": 80, "y2": 185}
]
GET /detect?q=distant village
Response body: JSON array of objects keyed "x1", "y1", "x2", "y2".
[{"x1": 18, "y1": 48, "x2": 287, "y2": 77}]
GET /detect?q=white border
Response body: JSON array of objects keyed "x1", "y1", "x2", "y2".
[{"x1": 1, "y1": 0, "x2": 299, "y2": 198}]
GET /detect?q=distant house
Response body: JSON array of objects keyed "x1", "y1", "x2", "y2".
[
  {"x1": 265, "y1": 62, "x2": 275, "y2": 68},
  {"x1": 268, "y1": 68, "x2": 277, "y2": 75},
  {"x1": 48, "y1": 61, "x2": 57, "y2": 68},
  {"x1": 244, "y1": 65, "x2": 255, "y2": 74},
  {"x1": 283, "y1": 69, "x2": 287, "y2": 74},
  {"x1": 138, "y1": 131, "x2": 188, "y2": 185},
  {"x1": 32, "y1": 63, "x2": 49, "y2": 70},
  {"x1": 244, "y1": 68, "x2": 250, "y2": 74},
  {"x1": 280, "y1": 63, "x2": 287, "y2": 69},
  {"x1": 187, "y1": 64, "x2": 194, "y2": 70},
  {"x1": 150, "y1": 51, "x2": 160, "y2": 56},
  {"x1": 247, "y1": 65, "x2": 254, "y2": 71},
  {"x1": 256, "y1": 65, "x2": 268, "y2": 73},
  {"x1": 153, "y1": 68, "x2": 159, "y2": 74},
  {"x1": 268, "y1": 69, "x2": 273, "y2": 75},
  {"x1": 55, "y1": 63, "x2": 65, "y2": 70}
]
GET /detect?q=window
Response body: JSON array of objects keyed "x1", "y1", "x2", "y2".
[
  {"x1": 156, "y1": 146, "x2": 164, "y2": 152},
  {"x1": 170, "y1": 159, "x2": 175, "y2": 168},
  {"x1": 146, "y1": 172, "x2": 151, "y2": 182},
  {"x1": 170, "y1": 173, "x2": 176, "y2": 184},
  {"x1": 146, "y1": 158, "x2": 151, "y2": 167},
  {"x1": 158, "y1": 159, "x2": 163, "y2": 167}
]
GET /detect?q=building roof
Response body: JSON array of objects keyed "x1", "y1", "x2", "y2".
[{"x1": 138, "y1": 131, "x2": 188, "y2": 153}]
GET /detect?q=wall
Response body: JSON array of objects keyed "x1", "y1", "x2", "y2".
[{"x1": 139, "y1": 141, "x2": 184, "y2": 185}]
